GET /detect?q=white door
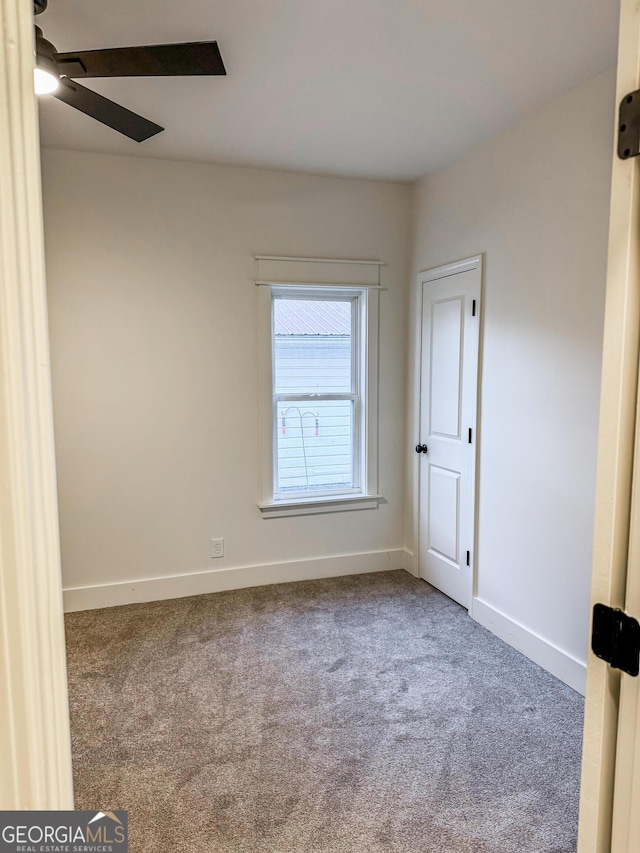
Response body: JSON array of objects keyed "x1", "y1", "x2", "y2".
[
  {"x1": 417, "y1": 256, "x2": 481, "y2": 609},
  {"x1": 578, "y1": 0, "x2": 640, "y2": 850}
]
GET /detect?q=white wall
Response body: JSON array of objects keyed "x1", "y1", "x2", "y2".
[
  {"x1": 407, "y1": 69, "x2": 616, "y2": 691},
  {"x1": 41, "y1": 151, "x2": 411, "y2": 609},
  {"x1": 42, "y1": 68, "x2": 615, "y2": 692}
]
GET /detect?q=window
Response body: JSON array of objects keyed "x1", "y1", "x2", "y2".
[{"x1": 258, "y1": 284, "x2": 380, "y2": 517}]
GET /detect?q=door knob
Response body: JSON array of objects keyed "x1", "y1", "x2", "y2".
[{"x1": 415, "y1": 444, "x2": 428, "y2": 454}]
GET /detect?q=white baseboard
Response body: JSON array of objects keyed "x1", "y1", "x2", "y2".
[
  {"x1": 471, "y1": 598, "x2": 586, "y2": 695},
  {"x1": 63, "y1": 549, "x2": 407, "y2": 613}
]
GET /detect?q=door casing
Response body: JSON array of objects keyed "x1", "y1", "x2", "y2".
[
  {"x1": 0, "y1": 0, "x2": 74, "y2": 809},
  {"x1": 578, "y1": 0, "x2": 640, "y2": 849}
]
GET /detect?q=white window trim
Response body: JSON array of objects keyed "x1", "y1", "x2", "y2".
[{"x1": 258, "y1": 282, "x2": 380, "y2": 518}]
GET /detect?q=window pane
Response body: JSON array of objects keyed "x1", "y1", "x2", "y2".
[
  {"x1": 273, "y1": 298, "x2": 352, "y2": 394},
  {"x1": 276, "y1": 399, "x2": 353, "y2": 494}
]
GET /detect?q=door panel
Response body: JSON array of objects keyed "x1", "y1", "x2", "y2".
[
  {"x1": 428, "y1": 466, "x2": 460, "y2": 563},
  {"x1": 430, "y1": 297, "x2": 464, "y2": 438},
  {"x1": 418, "y1": 258, "x2": 481, "y2": 609}
]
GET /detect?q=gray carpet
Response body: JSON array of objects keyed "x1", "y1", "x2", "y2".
[{"x1": 64, "y1": 570, "x2": 583, "y2": 852}]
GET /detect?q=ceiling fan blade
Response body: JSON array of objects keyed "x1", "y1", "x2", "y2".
[
  {"x1": 53, "y1": 78, "x2": 164, "y2": 142},
  {"x1": 54, "y1": 41, "x2": 226, "y2": 79}
]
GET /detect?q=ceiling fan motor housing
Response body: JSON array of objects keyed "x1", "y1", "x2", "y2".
[
  {"x1": 34, "y1": 0, "x2": 48, "y2": 15},
  {"x1": 35, "y1": 27, "x2": 57, "y2": 65}
]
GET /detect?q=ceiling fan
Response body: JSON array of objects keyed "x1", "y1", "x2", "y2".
[{"x1": 33, "y1": 0, "x2": 226, "y2": 142}]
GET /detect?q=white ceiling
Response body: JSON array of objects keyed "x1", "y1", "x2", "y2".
[{"x1": 36, "y1": 0, "x2": 620, "y2": 182}]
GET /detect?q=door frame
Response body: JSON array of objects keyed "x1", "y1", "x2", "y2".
[
  {"x1": 578, "y1": 0, "x2": 640, "y2": 849},
  {"x1": 414, "y1": 254, "x2": 484, "y2": 611},
  {"x1": 4, "y1": 0, "x2": 639, "y2": 837},
  {"x1": 0, "y1": 0, "x2": 74, "y2": 808}
]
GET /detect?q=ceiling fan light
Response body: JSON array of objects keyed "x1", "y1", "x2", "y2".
[{"x1": 34, "y1": 57, "x2": 59, "y2": 95}]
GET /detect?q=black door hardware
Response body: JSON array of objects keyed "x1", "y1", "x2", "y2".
[
  {"x1": 591, "y1": 603, "x2": 640, "y2": 677},
  {"x1": 415, "y1": 444, "x2": 428, "y2": 454},
  {"x1": 618, "y1": 90, "x2": 640, "y2": 159}
]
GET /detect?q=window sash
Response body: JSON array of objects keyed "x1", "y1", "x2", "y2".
[
  {"x1": 273, "y1": 396, "x2": 359, "y2": 499},
  {"x1": 272, "y1": 291, "x2": 357, "y2": 397},
  {"x1": 258, "y1": 279, "x2": 379, "y2": 517},
  {"x1": 271, "y1": 290, "x2": 363, "y2": 501},
  {"x1": 273, "y1": 395, "x2": 360, "y2": 501}
]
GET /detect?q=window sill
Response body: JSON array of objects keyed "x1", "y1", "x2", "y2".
[{"x1": 259, "y1": 494, "x2": 383, "y2": 519}]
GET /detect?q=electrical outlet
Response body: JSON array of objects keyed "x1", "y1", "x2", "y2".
[{"x1": 211, "y1": 538, "x2": 224, "y2": 559}]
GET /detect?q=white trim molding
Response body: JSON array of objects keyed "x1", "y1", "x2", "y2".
[
  {"x1": 259, "y1": 494, "x2": 383, "y2": 518},
  {"x1": 63, "y1": 550, "x2": 407, "y2": 612},
  {"x1": 256, "y1": 256, "x2": 383, "y2": 287},
  {"x1": 255, "y1": 280, "x2": 383, "y2": 289},
  {"x1": 472, "y1": 598, "x2": 587, "y2": 695},
  {"x1": 254, "y1": 256, "x2": 385, "y2": 265},
  {"x1": 418, "y1": 254, "x2": 484, "y2": 282},
  {"x1": 257, "y1": 272, "x2": 380, "y2": 518},
  {"x1": 0, "y1": 0, "x2": 74, "y2": 809}
]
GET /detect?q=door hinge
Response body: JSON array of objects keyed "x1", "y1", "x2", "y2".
[
  {"x1": 472, "y1": 299, "x2": 477, "y2": 316},
  {"x1": 618, "y1": 90, "x2": 640, "y2": 159},
  {"x1": 466, "y1": 551, "x2": 470, "y2": 567},
  {"x1": 591, "y1": 603, "x2": 640, "y2": 676},
  {"x1": 468, "y1": 428, "x2": 472, "y2": 444}
]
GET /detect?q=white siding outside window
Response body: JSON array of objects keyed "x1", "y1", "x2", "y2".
[{"x1": 274, "y1": 297, "x2": 354, "y2": 496}]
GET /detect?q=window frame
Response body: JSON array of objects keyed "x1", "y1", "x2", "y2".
[{"x1": 258, "y1": 282, "x2": 380, "y2": 518}]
